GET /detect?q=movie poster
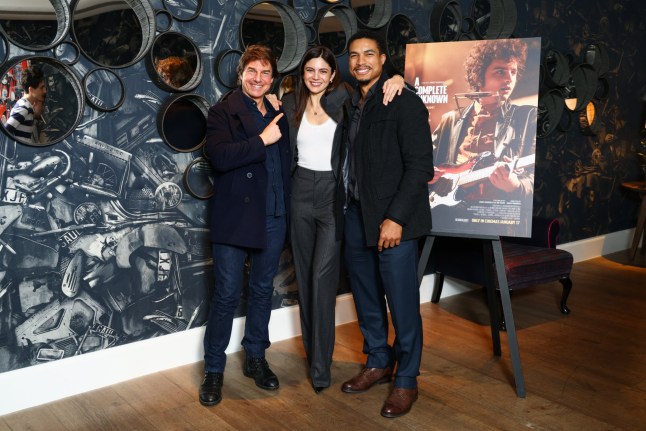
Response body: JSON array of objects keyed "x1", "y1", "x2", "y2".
[{"x1": 405, "y1": 38, "x2": 541, "y2": 238}]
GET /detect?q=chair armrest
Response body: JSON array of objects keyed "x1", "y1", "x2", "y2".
[{"x1": 503, "y1": 216, "x2": 560, "y2": 249}]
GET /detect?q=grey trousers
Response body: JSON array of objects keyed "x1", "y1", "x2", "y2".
[{"x1": 290, "y1": 166, "x2": 342, "y2": 388}]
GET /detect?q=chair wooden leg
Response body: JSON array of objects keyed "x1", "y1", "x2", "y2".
[
  {"x1": 559, "y1": 276, "x2": 572, "y2": 314},
  {"x1": 431, "y1": 272, "x2": 444, "y2": 303}
]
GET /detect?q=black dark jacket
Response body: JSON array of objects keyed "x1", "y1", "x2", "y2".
[
  {"x1": 282, "y1": 83, "x2": 351, "y2": 240},
  {"x1": 343, "y1": 74, "x2": 434, "y2": 246},
  {"x1": 204, "y1": 88, "x2": 291, "y2": 248}
]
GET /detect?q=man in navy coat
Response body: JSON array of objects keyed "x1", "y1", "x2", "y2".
[
  {"x1": 340, "y1": 31, "x2": 434, "y2": 418},
  {"x1": 199, "y1": 45, "x2": 291, "y2": 407}
]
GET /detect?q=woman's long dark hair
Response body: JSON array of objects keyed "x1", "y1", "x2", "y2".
[{"x1": 294, "y1": 46, "x2": 340, "y2": 124}]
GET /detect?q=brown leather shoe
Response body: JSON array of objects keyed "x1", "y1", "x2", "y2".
[
  {"x1": 380, "y1": 387, "x2": 418, "y2": 418},
  {"x1": 341, "y1": 367, "x2": 392, "y2": 393}
]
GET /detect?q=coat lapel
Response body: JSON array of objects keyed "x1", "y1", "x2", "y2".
[{"x1": 229, "y1": 89, "x2": 261, "y2": 138}]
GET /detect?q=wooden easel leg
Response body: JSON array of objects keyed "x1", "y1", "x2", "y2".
[
  {"x1": 631, "y1": 196, "x2": 646, "y2": 259},
  {"x1": 491, "y1": 239, "x2": 526, "y2": 398},
  {"x1": 482, "y1": 241, "x2": 501, "y2": 356},
  {"x1": 417, "y1": 235, "x2": 435, "y2": 286}
]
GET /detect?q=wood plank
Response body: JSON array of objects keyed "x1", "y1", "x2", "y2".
[
  {"x1": 46, "y1": 386, "x2": 157, "y2": 430},
  {"x1": 111, "y1": 370, "x2": 194, "y2": 416},
  {"x1": 145, "y1": 403, "x2": 239, "y2": 431},
  {"x1": 1, "y1": 406, "x2": 65, "y2": 431}
]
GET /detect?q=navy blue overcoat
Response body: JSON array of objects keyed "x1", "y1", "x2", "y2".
[{"x1": 204, "y1": 88, "x2": 291, "y2": 249}]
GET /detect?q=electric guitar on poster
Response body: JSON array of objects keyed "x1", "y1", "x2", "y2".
[{"x1": 428, "y1": 152, "x2": 535, "y2": 209}]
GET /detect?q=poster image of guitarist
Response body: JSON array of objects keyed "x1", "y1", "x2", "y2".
[{"x1": 430, "y1": 39, "x2": 537, "y2": 235}]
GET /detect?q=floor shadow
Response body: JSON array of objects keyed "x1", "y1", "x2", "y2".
[
  {"x1": 435, "y1": 287, "x2": 569, "y2": 330},
  {"x1": 603, "y1": 249, "x2": 646, "y2": 268}
]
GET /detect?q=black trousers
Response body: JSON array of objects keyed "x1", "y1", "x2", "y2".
[{"x1": 290, "y1": 167, "x2": 342, "y2": 387}]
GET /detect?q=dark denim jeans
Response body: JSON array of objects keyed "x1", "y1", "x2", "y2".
[{"x1": 203, "y1": 214, "x2": 287, "y2": 373}]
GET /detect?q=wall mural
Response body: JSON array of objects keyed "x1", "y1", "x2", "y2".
[
  {"x1": 0, "y1": 0, "x2": 643, "y2": 375},
  {"x1": 520, "y1": 0, "x2": 645, "y2": 241}
]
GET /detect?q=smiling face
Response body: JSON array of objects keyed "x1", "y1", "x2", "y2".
[
  {"x1": 348, "y1": 37, "x2": 386, "y2": 92},
  {"x1": 240, "y1": 59, "x2": 274, "y2": 105},
  {"x1": 479, "y1": 58, "x2": 518, "y2": 106},
  {"x1": 302, "y1": 57, "x2": 335, "y2": 96}
]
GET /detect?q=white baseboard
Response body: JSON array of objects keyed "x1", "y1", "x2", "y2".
[
  {"x1": 0, "y1": 228, "x2": 634, "y2": 416},
  {"x1": 557, "y1": 227, "x2": 634, "y2": 263}
]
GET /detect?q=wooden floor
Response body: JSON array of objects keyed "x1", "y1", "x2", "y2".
[{"x1": 1, "y1": 250, "x2": 645, "y2": 431}]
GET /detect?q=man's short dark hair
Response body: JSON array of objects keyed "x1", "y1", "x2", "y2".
[
  {"x1": 21, "y1": 65, "x2": 45, "y2": 92},
  {"x1": 347, "y1": 30, "x2": 386, "y2": 55},
  {"x1": 237, "y1": 45, "x2": 278, "y2": 78}
]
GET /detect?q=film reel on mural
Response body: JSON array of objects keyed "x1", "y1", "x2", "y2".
[
  {"x1": 183, "y1": 156, "x2": 214, "y2": 200},
  {"x1": 0, "y1": 56, "x2": 84, "y2": 147},
  {"x1": 157, "y1": 93, "x2": 210, "y2": 153},
  {"x1": 0, "y1": 33, "x2": 7, "y2": 68},
  {"x1": 240, "y1": 1, "x2": 308, "y2": 74},
  {"x1": 537, "y1": 41, "x2": 613, "y2": 138},
  {"x1": 155, "y1": 9, "x2": 173, "y2": 33},
  {"x1": 214, "y1": 49, "x2": 243, "y2": 89},
  {"x1": 288, "y1": 0, "x2": 319, "y2": 24},
  {"x1": 430, "y1": 0, "x2": 462, "y2": 42},
  {"x1": 145, "y1": 31, "x2": 204, "y2": 93},
  {"x1": 379, "y1": 14, "x2": 417, "y2": 76},
  {"x1": 430, "y1": 0, "x2": 518, "y2": 42},
  {"x1": 83, "y1": 67, "x2": 126, "y2": 112},
  {"x1": 471, "y1": 0, "x2": 517, "y2": 39},
  {"x1": 0, "y1": 0, "x2": 163, "y2": 147},
  {"x1": 70, "y1": 0, "x2": 155, "y2": 69},
  {"x1": 563, "y1": 62, "x2": 597, "y2": 112},
  {"x1": 162, "y1": 0, "x2": 203, "y2": 22},
  {"x1": 350, "y1": 0, "x2": 392, "y2": 30},
  {"x1": 0, "y1": 0, "x2": 70, "y2": 52},
  {"x1": 537, "y1": 88, "x2": 565, "y2": 138},
  {"x1": 53, "y1": 41, "x2": 81, "y2": 66},
  {"x1": 314, "y1": 3, "x2": 357, "y2": 56}
]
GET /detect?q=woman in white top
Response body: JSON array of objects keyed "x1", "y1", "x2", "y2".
[{"x1": 282, "y1": 45, "x2": 404, "y2": 393}]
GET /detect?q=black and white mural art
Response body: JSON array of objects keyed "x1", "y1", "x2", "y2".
[
  {"x1": 0, "y1": 0, "x2": 305, "y2": 374},
  {"x1": 0, "y1": 0, "x2": 644, "y2": 375}
]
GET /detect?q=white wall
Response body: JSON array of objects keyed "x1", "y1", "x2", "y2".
[{"x1": 0, "y1": 228, "x2": 635, "y2": 416}]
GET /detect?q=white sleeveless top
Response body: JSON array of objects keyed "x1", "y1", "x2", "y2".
[{"x1": 296, "y1": 114, "x2": 337, "y2": 171}]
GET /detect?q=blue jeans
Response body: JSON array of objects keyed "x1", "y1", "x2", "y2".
[
  {"x1": 203, "y1": 214, "x2": 287, "y2": 373},
  {"x1": 344, "y1": 201, "x2": 422, "y2": 389}
]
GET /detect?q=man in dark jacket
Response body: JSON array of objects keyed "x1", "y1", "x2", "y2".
[
  {"x1": 199, "y1": 45, "x2": 291, "y2": 407},
  {"x1": 340, "y1": 31, "x2": 434, "y2": 418}
]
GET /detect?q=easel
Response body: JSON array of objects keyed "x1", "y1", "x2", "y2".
[{"x1": 417, "y1": 231, "x2": 527, "y2": 398}]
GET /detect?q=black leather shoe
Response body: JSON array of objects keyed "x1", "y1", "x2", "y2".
[
  {"x1": 199, "y1": 372, "x2": 223, "y2": 406},
  {"x1": 243, "y1": 355, "x2": 279, "y2": 390},
  {"x1": 313, "y1": 386, "x2": 327, "y2": 394}
]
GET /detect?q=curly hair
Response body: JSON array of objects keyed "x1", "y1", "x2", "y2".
[
  {"x1": 464, "y1": 39, "x2": 527, "y2": 91},
  {"x1": 21, "y1": 65, "x2": 45, "y2": 92}
]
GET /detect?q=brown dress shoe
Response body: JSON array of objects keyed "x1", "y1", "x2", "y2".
[
  {"x1": 380, "y1": 387, "x2": 418, "y2": 418},
  {"x1": 341, "y1": 367, "x2": 392, "y2": 393}
]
